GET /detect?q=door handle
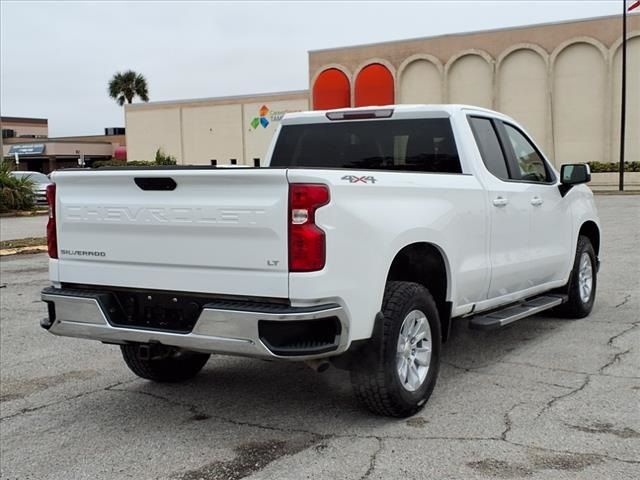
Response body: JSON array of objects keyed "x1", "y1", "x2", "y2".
[
  {"x1": 531, "y1": 196, "x2": 544, "y2": 206},
  {"x1": 492, "y1": 196, "x2": 508, "y2": 207}
]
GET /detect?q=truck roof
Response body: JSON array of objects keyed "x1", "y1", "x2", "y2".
[{"x1": 281, "y1": 104, "x2": 504, "y2": 125}]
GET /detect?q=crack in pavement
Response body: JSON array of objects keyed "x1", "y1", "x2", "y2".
[
  {"x1": 107, "y1": 386, "x2": 323, "y2": 437},
  {"x1": 607, "y1": 321, "x2": 639, "y2": 347},
  {"x1": 360, "y1": 437, "x2": 383, "y2": 480},
  {"x1": 536, "y1": 375, "x2": 591, "y2": 419},
  {"x1": 443, "y1": 361, "x2": 577, "y2": 390},
  {"x1": 0, "y1": 379, "x2": 134, "y2": 422},
  {"x1": 501, "y1": 403, "x2": 525, "y2": 441},
  {"x1": 99, "y1": 387, "x2": 513, "y2": 443},
  {"x1": 614, "y1": 294, "x2": 632, "y2": 308},
  {"x1": 599, "y1": 349, "x2": 632, "y2": 373},
  {"x1": 499, "y1": 360, "x2": 639, "y2": 380}
]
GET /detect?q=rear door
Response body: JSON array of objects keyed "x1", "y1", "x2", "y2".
[{"x1": 53, "y1": 168, "x2": 290, "y2": 298}]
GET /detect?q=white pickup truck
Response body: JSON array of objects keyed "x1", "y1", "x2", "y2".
[{"x1": 41, "y1": 105, "x2": 600, "y2": 417}]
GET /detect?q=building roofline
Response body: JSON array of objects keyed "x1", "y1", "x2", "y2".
[
  {"x1": 1, "y1": 116, "x2": 48, "y2": 125},
  {"x1": 46, "y1": 134, "x2": 124, "y2": 140},
  {"x1": 127, "y1": 89, "x2": 310, "y2": 109},
  {"x1": 4, "y1": 139, "x2": 112, "y2": 145},
  {"x1": 309, "y1": 13, "x2": 636, "y2": 54}
]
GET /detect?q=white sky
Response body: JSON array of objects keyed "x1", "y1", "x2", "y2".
[{"x1": 0, "y1": 1, "x2": 624, "y2": 136}]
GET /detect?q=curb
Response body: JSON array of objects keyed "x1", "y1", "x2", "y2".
[
  {"x1": 0, "y1": 245, "x2": 47, "y2": 257},
  {"x1": 592, "y1": 190, "x2": 640, "y2": 195}
]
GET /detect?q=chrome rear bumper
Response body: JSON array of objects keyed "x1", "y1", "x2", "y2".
[{"x1": 41, "y1": 287, "x2": 349, "y2": 360}]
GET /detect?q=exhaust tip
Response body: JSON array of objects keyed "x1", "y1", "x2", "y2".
[{"x1": 305, "y1": 359, "x2": 331, "y2": 373}]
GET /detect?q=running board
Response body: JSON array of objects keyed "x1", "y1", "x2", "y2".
[{"x1": 468, "y1": 295, "x2": 567, "y2": 331}]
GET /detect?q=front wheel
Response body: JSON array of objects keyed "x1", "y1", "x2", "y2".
[
  {"x1": 555, "y1": 235, "x2": 597, "y2": 318},
  {"x1": 120, "y1": 344, "x2": 210, "y2": 382},
  {"x1": 350, "y1": 281, "x2": 441, "y2": 417}
]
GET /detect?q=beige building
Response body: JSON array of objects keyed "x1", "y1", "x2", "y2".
[
  {"x1": 126, "y1": 14, "x2": 639, "y2": 168},
  {"x1": 125, "y1": 91, "x2": 309, "y2": 165},
  {"x1": 1, "y1": 116, "x2": 49, "y2": 139}
]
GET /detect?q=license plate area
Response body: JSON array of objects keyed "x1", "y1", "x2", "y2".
[{"x1": 108, "y1": 291, "x2": 204, "y2": 333}]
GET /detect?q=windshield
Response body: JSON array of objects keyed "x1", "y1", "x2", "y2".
[
  {"x1": 271, "y1": 118, "x2": 461, "y2": 173},
  {"x1": 11, "y1": 172, "x2": 50, "y2": 184}
]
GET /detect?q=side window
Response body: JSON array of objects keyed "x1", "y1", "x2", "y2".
[
  {"x1": 468, "y1": 116, "x2": 509, "y2": 180},
  {"x1": 503, "y1": 124, "x2": 551, "y2": 183}
]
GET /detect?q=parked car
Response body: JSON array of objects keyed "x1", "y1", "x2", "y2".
[
  {"x1": 40, "y1": 105, "x2": 600, "y2": 417},
  {"x1": 9, "y1": 171, "x2": 52, "y2": 205}
]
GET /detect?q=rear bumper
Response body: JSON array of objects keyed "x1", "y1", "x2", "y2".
[{"x1": 41, "y1": 287, "x2": 350, "y2": 360}]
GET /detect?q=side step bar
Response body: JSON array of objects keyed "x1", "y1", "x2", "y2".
[{"x1": 469, "y1": 294, "x2": 567, "y2": 331}]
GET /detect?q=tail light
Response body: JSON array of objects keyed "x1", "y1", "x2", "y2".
[
  {"x1": 288, "y1": 184, "x2": 329, "y2": 272},
  {"x1": 46, "y1": 184, "x2": 58, "y2": 258}
]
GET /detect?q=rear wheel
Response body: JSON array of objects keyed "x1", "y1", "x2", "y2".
[
  {"x1": 350, "y1": 281, "x2": 441, "y2": 417},
  {"x1": 555, "y1": 235, "x2": 597, "y2": 318},
  {"x1": 120, "y1": 344, "x2": 210, "y2": 382}
]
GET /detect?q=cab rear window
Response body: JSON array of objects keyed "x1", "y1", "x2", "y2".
[{"x1": 271, "y1": 118, "x2": 462, "y2": 173}]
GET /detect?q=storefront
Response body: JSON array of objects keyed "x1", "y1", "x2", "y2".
[{"x1": 3, "y1": 140, "x2": 114, "y2": 173}]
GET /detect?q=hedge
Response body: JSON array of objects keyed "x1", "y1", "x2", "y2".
[{"x1": 587, "y1": 161, "x2": 640, "y2": 173}]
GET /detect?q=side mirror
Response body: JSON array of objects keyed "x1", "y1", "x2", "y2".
[
  {"x1": 561, "y1": 163, "x2": 591, "y2": 185},
  {"x1": 559, "y1": 163, "x2": 591, "y2": 197}
]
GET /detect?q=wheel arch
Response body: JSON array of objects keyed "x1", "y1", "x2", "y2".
[
  {"x1": 579, "y1": 220, "x2": 600, "y2": 257},
  {"x1": 386, "y1": 242, "x2": 453, "y2": 342}
]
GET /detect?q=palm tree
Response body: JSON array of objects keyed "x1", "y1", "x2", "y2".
[{"x1": 108, "y1": 70, "x2": 149, "y2": 106}]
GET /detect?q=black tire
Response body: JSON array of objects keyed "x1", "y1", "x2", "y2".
[
  {"x1": 555, "y1": 235, "x2": 597, "y2": 318},
  {"x1": 120, "y1": 344, "x2": 210, "y2": 382},
  {"x1": 350, "y1": 281, "x2": 441, "y2": 417}
]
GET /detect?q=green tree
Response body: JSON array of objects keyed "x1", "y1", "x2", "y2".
[{"x1": 108, "y1": 70, "x2": 150, "y2": 106}]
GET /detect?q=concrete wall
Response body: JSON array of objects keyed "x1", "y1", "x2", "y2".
[
  {"x1": 497, "y1": 47, "x2": 549, "y2": 153},
  {"x1": 611, "y1": 35, "x2": 640, "y2": 164},
  {"x1": 447, "y1": 53, "x2": 493, "y2": 109},
  {"x1": 182, "y1": 104, "x2": 243, "y2": 165},
  {"x1": 398, "y1": 57, "x2": 442, "y2": 104},
  {"x1": 125, "y1": 92, "x2": 308, "y2": 165},
  {"x1": 126, "y1": 108, "x2": 182, "y2": 162},
  {"x1": 310, "y1": 15, "x2": 640, "y2": 167}
]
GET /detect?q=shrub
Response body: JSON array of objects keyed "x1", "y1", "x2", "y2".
[
  {"x1": 587, "y1": 161, "x2": 640, "y2": 173},
  {"x1": 0, "y1": 161, "x2": 35, "y2": 213},
  {"x1": 91, "y1": 148, "x2": 176, "y2": 169},
  {"x1": 91, "y1": 159, "x2": 128, "y2": 168},
  {"x1": 154, "y1": 148, "x2": 177, "y2": 165},
  {"x1": 91, "y1": 159, "x2": 155, "y2": 168}
]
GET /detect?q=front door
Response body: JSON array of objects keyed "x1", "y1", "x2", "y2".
[
  {"x1": 500, "y1": 123, "x2": 571, "y2": 286},
  {"x1": 468, "y1": 116, "x2": 532, "y2": 299}
]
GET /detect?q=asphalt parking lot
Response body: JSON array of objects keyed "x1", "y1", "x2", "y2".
[{"x1": 0, "y1": 195, "x2": 638, "y2": 480}]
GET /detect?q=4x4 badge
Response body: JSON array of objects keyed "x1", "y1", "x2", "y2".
[{"x1": 341, "y1": 175, "x2": 377, "y2": 184}]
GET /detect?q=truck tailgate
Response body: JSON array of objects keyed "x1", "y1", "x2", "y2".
[{"x1": 52, "y1": 169, "x2": 289, "y2": 298}]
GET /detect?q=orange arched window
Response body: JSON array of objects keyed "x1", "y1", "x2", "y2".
[
  {"x1": 313, "y1": 68, "x2": 351, "y2": 110},
  {"x1": 354, "y1": 64, "x2": 394, "y2": 107}
]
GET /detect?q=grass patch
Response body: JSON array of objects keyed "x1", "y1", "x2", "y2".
[{"x1": 0, "y1": 237, "x2": 47, "y2": 250}]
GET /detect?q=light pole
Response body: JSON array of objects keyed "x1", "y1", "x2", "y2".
[
  {"x1": 619, "y1": 0, "x2": 628, "y2": 191},
  {"x1": 619, "y1": 0, "x2": 640, "y2": 190}
]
